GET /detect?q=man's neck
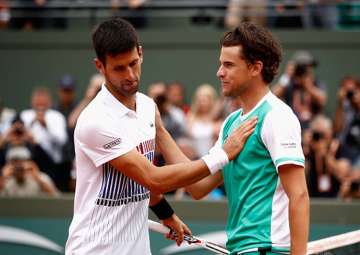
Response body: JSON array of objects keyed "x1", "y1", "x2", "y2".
[
  {"x1": 119, "y1": 95, "x2": 136, "y2": 111},
  {"x1": 105, "y1": 84, "x2": 136, "y2": 111},
  {"x1": 239, "y1": 84, "x2": 269, "y2": 115}
]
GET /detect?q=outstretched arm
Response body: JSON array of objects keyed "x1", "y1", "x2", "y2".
[
  {"x1": 110, "y1": 109, "x2": 256, "y2": 193},
  {"x1": 110, "y1": 149, "x2": 210, "y2": 194}
]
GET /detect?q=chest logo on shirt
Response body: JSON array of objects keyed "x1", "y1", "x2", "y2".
[{"x1": 103, "y1": 138, "x2": 122, "y2": 149}]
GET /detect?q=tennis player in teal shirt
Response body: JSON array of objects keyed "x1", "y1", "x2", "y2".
[{"x1": 160, "y1": 22, "x2": 310, "y2": 255}]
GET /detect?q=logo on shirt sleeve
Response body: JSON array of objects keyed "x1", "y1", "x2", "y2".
[
  {"x1": 103, "y1": 138, "x2": 122, "y2": 149},
  {"x1": 280, "y1": 142, "x2": 297, "y2": 149}
]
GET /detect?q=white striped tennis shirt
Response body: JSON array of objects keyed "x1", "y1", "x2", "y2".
[{"x1": 66, "y1": 85, "x2": 156, "y2": 255}]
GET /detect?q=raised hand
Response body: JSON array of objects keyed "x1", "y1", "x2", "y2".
[{"x1": 223, "y1": 116, "x2": 257, "y2": 161}]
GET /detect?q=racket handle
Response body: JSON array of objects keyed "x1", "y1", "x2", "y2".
[{"x1": 148, "y1": 220, "x2": 171, "y2": 235}]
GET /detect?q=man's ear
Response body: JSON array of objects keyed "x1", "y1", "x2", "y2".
[
  {"x1": 251, "y1": 60, "x2": 263, "y2": 77},
  {"x1": 94, "y1": 58, "x2": 105, "y2": 74}
]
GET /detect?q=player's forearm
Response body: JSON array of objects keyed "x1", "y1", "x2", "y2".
[
  {"x1": 149, "y1": 192, "x2": 164, "y2": 206},
  {"x1": 185, "y1": 172, "x2": 223, "y2": 200},
  {"x1": 150, "y1": 160, "x2": 210, "y2": 194},
  {"x1": 289, "y1": 190, "x2": 309, "y2": 255}
]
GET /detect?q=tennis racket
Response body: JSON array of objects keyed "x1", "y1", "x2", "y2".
[{"x1": 148, "y1": 219, "x2": 230, "y2": 254}]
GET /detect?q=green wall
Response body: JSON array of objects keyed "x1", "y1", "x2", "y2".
[{"x1": 1, "y1": 28, "x2": 360, "y2": 117}]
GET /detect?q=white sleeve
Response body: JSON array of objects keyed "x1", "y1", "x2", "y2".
[
  {"x1": 261, "y1": 109, "x2": 305, "y2": 171},
  {"x1": 76, "y1": 118, "x2": 134, "y2": 167}
]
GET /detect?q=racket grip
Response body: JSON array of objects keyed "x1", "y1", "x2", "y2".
[{"x1": 148, "y1": 220, "x2": 171, "y2": 235}]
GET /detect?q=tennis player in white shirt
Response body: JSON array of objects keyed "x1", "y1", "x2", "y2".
[{"x1": 65, "y1": 18, "x2": 257, "y2": 255}]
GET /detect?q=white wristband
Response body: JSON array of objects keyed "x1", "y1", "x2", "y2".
[
  {"x1": 278, "y1": 74, "x2": 290, "y2": 87},
  {"x1": 201, "y1": 147, "x2": 229, "y2": 175}
]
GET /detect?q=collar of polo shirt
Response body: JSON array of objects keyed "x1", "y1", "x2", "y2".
[{"x1": 100, "y1": 84, "x2": 138, "y2": 118}]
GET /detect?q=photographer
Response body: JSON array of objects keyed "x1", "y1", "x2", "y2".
[
  {"x1": 0, "y1": 146, "x2": 58, "y2": 197},
  {"x1": 20, "y1": 87, "x2": 69, "y2": 191},
  {"x1": 334, "y1": 76, "x2": 360, "y2": 168},
  {"x1": 306, "y1": 115, "x2": 345, "y2": 197},
  {"x1": 273, "y1": 50, "x2": 327, "y2": 129},
  {"x1": 0, "y1": 115, "x2": 54, "y2": 173}
]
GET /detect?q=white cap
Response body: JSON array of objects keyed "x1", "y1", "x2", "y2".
[{"x1": 6, "y1": 146, "x2": 31, "y2": 161}]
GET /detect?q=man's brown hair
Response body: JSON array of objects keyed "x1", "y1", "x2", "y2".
[{"x1": 220, "y1": 22, "x2": 282, "y2": 84}]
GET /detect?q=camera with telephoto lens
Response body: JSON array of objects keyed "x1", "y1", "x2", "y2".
[
  {"x1": 312, "y1": 131, "x2": 324, "y2": 142},
  {"x1": 346, "y1": 90, "x2": 354, "y2": 100},
  {"x1": 293, "y1": 64, "x2": 308, "y2": 78},
  {"x1": 14, "y1": 127, "x2": 24, "y2": 136}
]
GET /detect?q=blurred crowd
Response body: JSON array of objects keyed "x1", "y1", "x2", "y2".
[
  {"x1": 0, "y1": 0, "x2": 359, "y2": 30},
  {"x1": 0, "y1": 50, "x2": 360, "y2": 201},
  {"x1": 0, "y1": 0, "x2": 148, "y2": 30}
]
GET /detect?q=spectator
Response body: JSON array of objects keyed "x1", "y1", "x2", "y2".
[
  {"x1": 334, "y1": 76, "x2": 360, "y2": 168},
  {"x1": 225, "y1": 0, "x2": 267, "y2": 29},
  {"x1": 0, "y1": 115, "x2": 54, "y2": 174},
  {"x1": 337, "y1": 159, "x2": 360, "y2": 200},
  {"x1": 166, "y1": 81, "x2": 190, "y2": 115},
  {"x1": 9, "y1": 0, "x2": 48, "y2": 30},
  {"x1": 147, "y1": 82, "x2": 187, "y2": 142},
  {"x1": 272, "y1": 50, "x2": 327, "y2": 129},
  {"x1": 20, "y1": 87, "x2": 68, "y2": 191},
  {"x1": 306, "y1": 115, "x2": 344, "y2": 197},
  {"x1": 54, "y1": 74, "x2": 78, "y2": 173},
  {"x1": 21, "y1": 87, "x2": 67, "y2": 164},
  {"x1": 0, "y1": 145, "x2": 58, "y2": 197},
  {"x1": 172, "y1": 137, "x2": 198, "y2": 200},
  {"x1": 110, "y1": 0, "x2": 148, "y2": 29},
  {"x1": 340, "y1": 177, "x2": 360, "y2": 200},
  {"x1": 0, "y1": 0, "x2": 10, "y2": 28},
  {"x1": 303, "y1": 0, "x2": 340, "y2": 29},
  {"x1": 153, "y1": 91, "x2": 187, "y2": 143},
  {"x1": 268, "y1": 0, "x2": 305, "y2": 28},
  {"x1": 147, "y1": 82, "x2": 187, "y2": 167},
  {"x1": 146, "y1": 81, "x2": 166, "y2": 99},
  {"x1": 187, "y1": 84, "x2": 219, "y2": 158},
  {"x1": 54, "y1": 74, "x2": 77, "y2": 119},
  {"x1": 9, "y1": 0, "x2": 67, "y2": 30}
]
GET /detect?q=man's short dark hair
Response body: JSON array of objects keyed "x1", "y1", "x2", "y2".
[
  {"x1": 92, "y1": 18, "x2": 140, "y2": 65},
  {"x1": 220, "y1": 22, "x2": 282, "y2": 84}
]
